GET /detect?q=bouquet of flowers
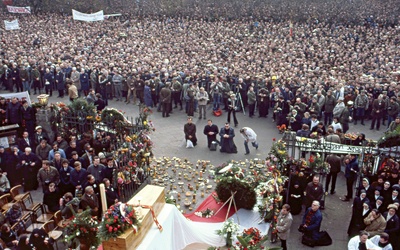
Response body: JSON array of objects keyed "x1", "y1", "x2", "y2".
[
  {"x1": 308, "y1": 153, "x2": 330, "y2": 174},
  {"x1": 267, "y1": 139, "x2": 288, "y2": 172},
  {"x1": 344, "y1": 132, "x2": 358, "y2": 140},
  {"x1": 236, "y1": 227, "x2": 268, "y2": 250},
  {"x1": 194, "y1": 208, "x2": 214, "y2": 218},
  {"x1": 98, "y1": 202, "x2": 140, "y2": 242},
  {"x1": 216, "y1": 218, "x2": 240, "y2": 247},
  {"x1": 63, "y1": 208, "x2": 100, "y2": 249}
]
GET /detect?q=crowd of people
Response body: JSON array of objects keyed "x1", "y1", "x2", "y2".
[
  {"x1": 0, "y1": 0, "x2": 398, "y2": 248},
  {"x1": 0, "y1": 125, "x2": 120, "y2": 249}
]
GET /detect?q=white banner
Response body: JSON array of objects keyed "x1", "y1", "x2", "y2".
[
  {"x1": 4, "y1": 19, "x2": 20, "y2": 30},
  {"x1": 295, "y1": 136, "x2": 369, "y2": 155},
  {"x1": 104, "y1": 13, "x2": 122, "y2": 19},
  {"x1": 72, "y1": 9, "x2": 104, "y2": 22},
  {"x1": 0, "y1": 91, "x2": 31, "y2": 105},
  {"x1": 7, "y1": 6, "x2": 31, "y2": 14}
]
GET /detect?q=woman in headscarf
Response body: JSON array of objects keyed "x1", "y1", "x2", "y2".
[
  {"x1": 29, "y1": 228, "x2": 54, "y2": 250},
  {"x1": 17, "y1": 235, "x2": 34, "y2": 250},
  {"x1": 347, "y1": 190, "x2": 370, "y2": 236},
  {"x1": 288, "y1": 181, "x2": 303, "y2": 215},
  {"x1": 353, "y1": 133, "x2": 367, "y2": 146}
]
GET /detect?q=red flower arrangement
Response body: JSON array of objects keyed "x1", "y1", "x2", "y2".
[
  {"x1": 98, "y1": 202, "x2": 140, "y2": 241},
  {"x1": 236, "y1": 227, "x2": 268, "y2": 250}
]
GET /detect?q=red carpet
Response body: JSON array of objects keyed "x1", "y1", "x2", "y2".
[{"x1": 184, "y1": 192, "x2": 236, "y2": 222}]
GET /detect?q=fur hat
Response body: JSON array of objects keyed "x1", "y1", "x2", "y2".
[{"x1": 388, "y1": 204, "x2": 398, "y2": 211}]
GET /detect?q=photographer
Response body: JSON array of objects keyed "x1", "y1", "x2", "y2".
[{"x1": 37, "y1": 160, "x2": 60, "y2": 193}]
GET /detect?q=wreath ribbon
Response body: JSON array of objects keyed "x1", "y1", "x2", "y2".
[{"x1": 134, "y1": 205, "x2": 163, "y2": 232}]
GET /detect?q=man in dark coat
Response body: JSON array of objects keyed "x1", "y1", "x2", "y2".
[
  {"x1": 203, "y1": 119, "x2": 219, "y2": 148},
  {"x1": 80, "y1": 185, "x2": 99, "y2": 217},
  {"x1": 370, "y1": 94, "x2": 386, "y2": 131},
  {"x1": 4, "y1": 146, "x2": 22, "y2": 186},
  {"x1": 342, "y1": 155, "x2": 359, "y2": 201},
  {"x1": 6, "y1": 97, "x2": 21, "y2": 126},
  {"x1": 10, "y1": 63, "x2": 21, "y2": 92},
  {"x1": 300, "y1": 200, "x2": 323, "y2": 246},
  {"x1": 104, "y1": 178, "x2": 118, "y2": 208},
  {"x1": 304, "y1": 175, "x2": 324, "y2": 210},
  {"x1": 19, "y1": 147, "x2": 41, "y2": 191},
  {"x1": 43, "y1": 182, "x2": 61, "y2": 213},
  {"x1": 160, "y1": 82, "x2": 172, "y2": 117},
  {"x1": 325, "y1": 153, "x2": 341, "y2": 195},
  {"x1": 55, "y1": 67, "x2": 65, "y2": 97},
  {"x1": 18, "y1": 131, "x2": 34, "y2": 152},
  {"x1": 94, "y1": 93, "x2": 106, "y2": 111},
  {"x1": 70, "y1": 161, "x2": 88, "y2": 198},
  {"x1": 20, "y1": 100, "x2": 36, "y2": 137},
  {"x1": 0, "y1": 98, "x2": 8, "y2": 125},
  {"x1": 219, "y1": 123, "x2": 237, "y2": 154},
  {"x1": 33, "y1": 126, "x2": 50, "y2": 148},
  {"x1": 184, "y1": 117, "x2": 197, "y2": 147},
  {"x1": 58, "y1": 159, "x2": 74, "y2": 195}
]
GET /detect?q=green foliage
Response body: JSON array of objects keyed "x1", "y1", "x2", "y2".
[
  {"x1": 165, "y1": 196, "x2": 175, "y2": 205},
  {"x1": 215, "y1": 177, "x2": 256, "y2": 210},
  {"x1": 378, "y1": 124, "x2": 400, "y2": 148},
  {"x1": 68, "y1": 98, "x2": 96, "y2": 113},
  {"x1": 63, "y1": 208, "x2": 100, "y2": 248}
]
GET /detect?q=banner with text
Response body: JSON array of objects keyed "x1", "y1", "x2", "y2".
[
  {"x1": 72, "y1": 9, "x2": 104, "y2": 22},
  {"x1": 4, "y1": 19, "x2": 19, "y2": 30},
  {"x1": 295, "y1": 136, "x2": 368, "y2": 155},
  {"x1": 7, "y1": 5, "x2": 31, "y2": 14}
]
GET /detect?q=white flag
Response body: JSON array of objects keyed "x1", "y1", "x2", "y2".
[
  {"x1": 4, "y1": 19, "x2": 20, "y2": 30},
  {"x1": 72, "y1": 9, "x2": 104, "y2": 22}
]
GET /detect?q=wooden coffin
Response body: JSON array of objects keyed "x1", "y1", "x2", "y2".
[{"x1": 102, "y1": 185, "x2": 165, "y2": 250}]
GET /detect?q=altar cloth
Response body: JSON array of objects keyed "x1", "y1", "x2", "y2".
[{"x1": 137, "y1": 203, "x2": 270, "y2": 250}]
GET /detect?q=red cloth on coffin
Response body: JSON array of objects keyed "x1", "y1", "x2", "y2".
[{"x1": 184, "y1": 192, "x2": 236, "y2": 222}]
